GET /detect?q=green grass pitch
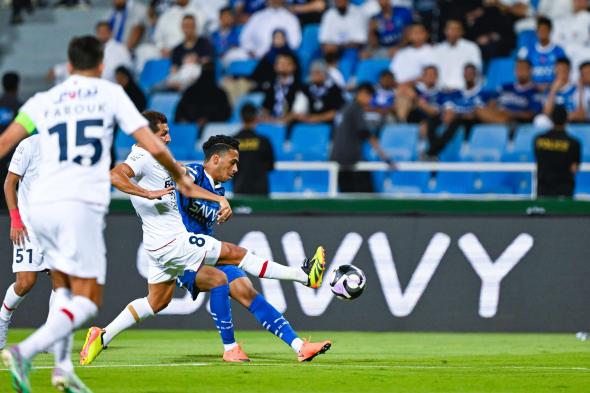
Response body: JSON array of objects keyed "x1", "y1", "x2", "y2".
[{"x1": 1, "y1": 329, "x2": 589, "y2": 392}]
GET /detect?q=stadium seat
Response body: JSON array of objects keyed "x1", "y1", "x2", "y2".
[
  {"x1": 255, "y1": 123, "x2": 287, "y2": 158},
  {"x1": 298, "y1": 24, "x2": 321, "y2": 75},
  {"x1": 226, "y1": 60, "x2": 258, "y2": 78},
  {"x1": 477, "y1": 172, "x2": 518, "y2": 194},
  {"x1": 294, "y1": 171, "x2": 330, "y2": 193},
  {"x1": 114, "y1": 129, "x2": 136, "y2": 161},
  {"x1": 380, "y1": 124, "x2": 419, "y2": 161},
  {"x1": 284, "y1": 123, "x2": 331, "y2": 161},
  {"x1": 230, "y1": 92, "x2": 265, "y2": 123},
  {"x1": 461, "y1": 124, "x2": 509, "y2": 162},
  {"x1": 566, "y1": 124, "x2": 590, "y2": 162},
  {"x1": 269, "y1": 171, "x2": 295, "y2": 193},
  {"x1": 139, "y1": 59, "x2": 171, "y2": 91},
  {"x1": 374, "y1": 171, "x2": 430, "y2": 194},
  {"x1": 575, "y1": 172, "x2": 590, "y2": 196},
  {"x1": 438, "y1": 127, "x2": 466, "y2": 162},
  {"x1": 168, "y1": 123, "x2": 200, "y2": 160},
  {"x1": 484, "y1": 57, "x2": 515, "y2": 91},
  {"x1": 516, "y1": 30, "x2": 537, "y2": 51},
  {"x1": 355, "y1": 59, "x2": 391, "y2": 84},
  {"x1": 149, "y1": 93, "x2": 181, "y2": 122},
  {"x1": 503, "y1": 172, "x2": 533, "y2": 195},
  {"x1": 427, "y1": 171, "x2": 477, "y2": 194},
  {"x1": 200, "y1": 122, "x2": 242, "y2": 144},
  {"x1": 503, "y1": 124, "x2": 545, "y2": 162},
  {"x1": 338, "y1": 48, "x2": 359, "y2": 82}
]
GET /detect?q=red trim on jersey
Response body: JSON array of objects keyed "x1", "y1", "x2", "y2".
[
  {"x1": 61, "y1": 308, "x2": 74, "y2": 323},
  {"x1": 3, "y1": 303, "x2": 15, "y2": 312},
  {"x1": 146, "y1": 238, "x2": 176, "y2": 252},
  {"x1": 259, "y1": 261, "x2": 269, "y2": 278}
]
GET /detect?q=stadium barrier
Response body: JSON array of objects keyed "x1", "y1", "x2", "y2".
[{"x1": 1, "y1": 210, "x2": 588, "y2": 332}]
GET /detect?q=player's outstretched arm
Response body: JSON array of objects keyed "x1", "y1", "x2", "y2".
[
  {"x1": 111, "y1": 163, "x2": 175, "y2": 199},
  {"x1": 0, "y1": 122, "x2": 28, "y2": 160},
  {"x1": 4, "y1": 172, "x2": 28, "y2": 248}
]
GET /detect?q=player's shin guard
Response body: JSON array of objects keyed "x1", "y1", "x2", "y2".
[
  {"x1": 0, "y1": 284, "x2": 25, "y2": 322},
  {"x1": 238, "y1": 252, "x2": 308, "y2": 284},
  {"x1": 248, "y1": 294, "x2": 302, "y2": 352},
  {"x1": 209, "y1": 285, "x2": 236, "y2": 350},
  {"x1": 18, "y1": 296, "x2": 98, "y2": 360},
  {"x1": 103, "y1": 297, "x2": 154, "y2": 346},
  {"x1": 52, "y1": 288, "x2": 74, "y2": 372}
]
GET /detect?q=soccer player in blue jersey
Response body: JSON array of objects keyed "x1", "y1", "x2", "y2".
[
  {"x1": 517, "y1": 16, "x2": 567, "y2": 91},
  {"x1": 174, "y1": 134, "x2": 332, "y2": 363}
]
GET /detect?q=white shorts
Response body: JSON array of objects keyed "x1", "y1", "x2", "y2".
[
  {"x1": 12, "y1": 228, "x2": 47, "y2": 273},
  {"x1": 28, "y1": 201, "x2": 107, "y2": 285},
  {"x1": 146, "y1": 232, "x2": 222, "y2": 284}
]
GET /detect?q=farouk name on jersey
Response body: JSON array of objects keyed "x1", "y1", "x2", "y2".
[{"x1": 44, "y1": 102, "x2": 106, "y2": 119}]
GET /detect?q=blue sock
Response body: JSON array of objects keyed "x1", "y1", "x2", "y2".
[
  {"x1": 248, "y1": 294, "x2": 299, "y2": 349},
  {"x1": 209, "y1": 284, "x2": 235, "y2": 346}
]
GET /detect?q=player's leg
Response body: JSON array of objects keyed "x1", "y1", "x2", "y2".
[
  {"x1": 215, "y1": 241, "x2": 327, "y2": 289},
  {"x1": 0, "y1": 272, "x2": 37, "y2": 349}
]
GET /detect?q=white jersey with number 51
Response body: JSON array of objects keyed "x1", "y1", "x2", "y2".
[{"x1": 17, "y1": 75, "x2": 148, "y2": 207}]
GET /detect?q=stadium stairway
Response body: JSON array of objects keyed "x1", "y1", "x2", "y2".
[{"x1": 0, "y1": 1, "x2": 108, "y2": 98}]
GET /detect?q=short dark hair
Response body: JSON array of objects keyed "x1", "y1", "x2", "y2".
[
  {"x1": 203, "y1": 135, "x2": 240, "y2": 161},
  {"x1": 464, "y1": 63, "x2": 477, "y2": 72},
  {"x1": 95, "y1": 20, "x2": 111, "y2": 31},
  {"x1": 446, "y1": 18, "x2": 464, "y2": 30},
  {"x1": 537, "y1": 16, "x2": 552, "y2": 30},
  {"x1": 551, "y1": 105, "x2": 568, "y2": 126},
  {"x1": 516, "y1": 58, "x2": 532, "y2": 67},
  {"x1": 579, "y1": 61, "x2": 590, "y2": 71},
  {"x1": 142, "y1": 110, "x2": 168, "y2": 132},
  {"x1": 379, "y1": 70, "x2": 394, "y2": 79},
  {"x1": 219, "y1": 5, "x2": 232, "y2": 15},
  {"x1": 2, "y1": 72, "x2": 19, "y2": 92},
  {"x1": 556, "y1": 57, "x2": 571, "y2": 68},
  {"x1": 182, "y1": 14, "x2": 195, "y2": 22},
  {"x1": 68, "y1": 36, "x2": 104, "y2": 71},
  {"x1": 357, "y1": 82, "x2": 375, "y2": 96},
  {"x1": 423, "y1": 64, "x2": 438, "y2": 74},
  {"x1": 240, "y1": 103, "x2": 258, "y2": 123}
]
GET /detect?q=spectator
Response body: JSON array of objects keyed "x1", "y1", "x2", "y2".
[
  {"x1": 0, "y1": 72, "x2": 22, "y2": 132},
  {"x1": 363, "y1": 0, "x2": 413, "y2": 59},
  {"x1": 232, "y1": 103, "x2": 275, "y2": 195},
  {"x1": 192, "y1": 0, "x2": 230, "y2": 33},
  {"x1": 154, "y1": 0, "x2": 207, "y2": 57},
  {"x1": 104, "y1": 0, "x2": 148, "y2": 52},
  {"x1": 286, "y1": 0, "x2": 327, "y2": 26},
  {"x1": 534, "y1": 105, "x2": 581, "y2": 197},
  {"x1": 517, "y1": 16, "x2": 567, "y2": 91},
  {"x1": 175, "y1": 62, "x2": 232, "y2": 126},
  {"x1": 240, "y1": 0, "x2": 302, "y2": 59},
  {"x1": 171, "y1": 15, "x2": 215, "y2": 69},
  {"x1": 324, "y1": 50, "x2": 346, "y2": 88},
  {"x1": 390, "y1": 23, "x2": 434, "y2": 85},
  {"x1": 251, "y1": 30, "x2": 300, "y2": 91},
  {"x1": 10, "y1": 0, "x2": 32, "y2": 25},
  {"x1": 553, "y1": 0, "x2": 590, "y2": 78},
  {"x1": 115, "y1": 66, "x2": 147, "y2": 112},
  {"x1": 408, "y1": 65, "x2": 448, "y2": 144},
  {"x1": 371, "y1": 70, "x2": 397, "y2": 121},
  {"x1": 95, "y1": 21, "x2": 133, "y2": 82},
  {"x1": 233, "y1": 0, "x2": 267, "y2": 24},
  {"x1": 543, "y1": 58, "x2": 577, "y2": 119},
  {"x1": 433, "y1": 19, "x2": 482, "y2": 90},
  {"x1": 537, "y1": 0, "x2": 574, "y2": 21},
  {"x1": 150, "y1": 0, "x2": 176, "y2": 17},
  {"x1": 476, "y1": 59, "x2": 542, "y2": 124},
  {"x1": 293, "y1": 60, "x2": 345, "y2": 124},
  {"x1": 330, "y1": 83, "x2": 392, "y2": 193},
  {"x1": 260, "y1": 53, "x2": 303, "y2": 123},
  {"x1": 211, "y1": 7, "x2": 242, "y2": 66},
  {"x1": 571, "y1": 61, "x2": 590, "y2": 121},
  {"x1": 319, "y1": 0, "x2": 368, "y2": 54}
]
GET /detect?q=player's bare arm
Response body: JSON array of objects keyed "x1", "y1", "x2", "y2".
[
  {"x1": 4, "y1": 172, "x2": 28, "y2": 248},
  {"x1": 111, "y1": 163, "x2": 174, "y2": 200},
  {"x1": 0, "y1": 122, "x2": 29, "y2": 161}
]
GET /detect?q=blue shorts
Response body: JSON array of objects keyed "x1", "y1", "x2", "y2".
[{"x1": 216, "y1": 264, "x2": 247, "y2": 283}]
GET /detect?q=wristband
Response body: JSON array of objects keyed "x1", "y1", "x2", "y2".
[{"x1": 9, "y1": 208, "x2": 24, "y2": 230}]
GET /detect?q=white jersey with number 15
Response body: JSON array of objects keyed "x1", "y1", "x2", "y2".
[{"x1": 17, "y1": 75, "x2": 148, "y2": 207}]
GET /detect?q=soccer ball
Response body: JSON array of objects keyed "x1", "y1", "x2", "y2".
[{"x1": 329, "y1": 265, "x2": 366, "y2": 300}]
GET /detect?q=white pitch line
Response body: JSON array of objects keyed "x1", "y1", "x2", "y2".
[{"x1": 1, "y1": 363, "x2": 588, "y2": 372}]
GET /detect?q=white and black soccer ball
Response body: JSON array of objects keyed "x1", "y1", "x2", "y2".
[{"x1": 329, "y1": 264, "x2": 366, "y2": 300}]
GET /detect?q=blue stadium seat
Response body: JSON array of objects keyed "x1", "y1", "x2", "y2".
[
  {"x1": 226, "y1": 60, "x2": 258, "y2": 78},
  {"x1": 516, "y1": 30, "x2": 536, "y2": 51},
  {"x1": 284, "y1": 123, "x2": 331, "y2": 161},
  {"x1": 269, "y1": 171, "x2": 295, "y2": 193},
  {"x1": 255, "y1": 123, "x2": 287, "y2": 158},
  {"x1": 477, "y1": 172, "x2": 517, "y2": 194},
  {"x1": 338, "y1": 48, "x2": 359, "y2": 82},
  {"x1": 504, "y1": 172, "x2": 533, "y2": 195},
  {"x1": 149, "y1": 93, "x2": 181, "y2": 122},
  {"x1": 575, "y1": 172, "x2": 590, "y2": 196},
  {"x1": 355, "y1": 59, "x2": 391, "y2": 84},
  {"x1": 438, "y1": 127, "x2": 466, "y2": 162},
  {"x1": 230, "y1": 92, "x2": 265, "y2": 123},
  {"x1": 114, "y1": 129, "x2": 136, "y2": 161},
  {"x1": 168, "y1": 123, "x2": 199, "y2": 160},
  {"x1": 298, "y1": 24, "x2": 321, "y2": 74},
  {"x1": 503, "y1": 124, "x2": 545, "y2": 162},
  {"x1": 461, "y1": 124, "x2": 509, "y2": 162},
  {"x1": 374, "y1": 171, "x2": 430, "y2": 194},
  {"x1": 427, "y1": 172, "x2": 476, "y2": 194},
  {"x1": 139, "y1": 59, "x2": 171, "y2": 91},
  {"x1": 484, "y1": 57, "x2": 515, "y2": 91},
  {"x1": 566, "y1": 124, "x2": 590, "y2": 162},
  {"x1": 200, "y1": 122, "x2": 242, "y2": 144},
  {"x1": 294, "y1": 171, "x2": 330, "y2": 193},
  {"x1": 380, "y1": 124, "x2": 419, "y2": 161}
]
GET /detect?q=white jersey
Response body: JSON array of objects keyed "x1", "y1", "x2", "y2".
[
  {"x1": 7, "y1": 135, "x2": 40, "y2": 226},
  {"x1": 17, "y1": 75, "x2": 148, "y2": 207},
  {"x1": 124, "y1": 145, "x2": 186, "y2": 250}
]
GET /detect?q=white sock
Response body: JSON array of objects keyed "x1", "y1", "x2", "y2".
[
  {"x1": 103, "y1": 298, "x2": 154, "y2": 346},
  {"x1": 1, "y1": 284, "x2": 25, "y2": 322},
  {"x1": 238, "y1": 252, "x2": 308, "y2": 284},
  {"x1": 19, "y1": 295, "x2": 98, "y2": 360},
  {"x1": 52, "y1": 288, "x2": 73, "y2": 372},
  {"x1": 223, "y1": 343, "x2": 238, "y2": 352},
  {"x1": 290, "y1": 338, "x2": 304, "y2": 353}
]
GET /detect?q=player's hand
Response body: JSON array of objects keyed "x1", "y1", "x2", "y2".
[
  {"x1": 217, "y1": 197, "x2": 232, "y2": 224},
  {"x1": 146, "y1": 186, "x2": 175, "y2": 200},
  {"x1": 175, "y1": 174, "x2": 198, "y2": 197},
  {"x1": 10, "y1": 226, "x2": 29, "y2": 249}
]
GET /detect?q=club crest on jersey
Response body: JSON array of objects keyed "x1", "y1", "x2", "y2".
[{"x1": 54, "y1": 86, "x2": 98, "y2": 104}]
